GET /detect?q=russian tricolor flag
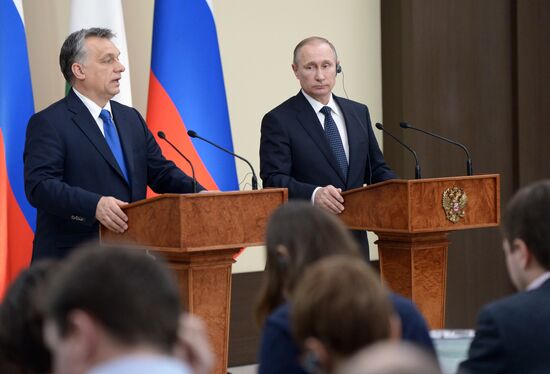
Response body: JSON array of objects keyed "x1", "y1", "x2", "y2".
[
  {"x1": 147, "y1": 0, "x2": 238, "y2": 191},
  {"x1": 0, "y1": 0, "x2": 35, "y2": 297}
]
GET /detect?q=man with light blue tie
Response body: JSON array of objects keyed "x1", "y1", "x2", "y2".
[
  {"x1": 260, "y1": 36, "x2": 397, "y2": 258},
  {"x1": 24, "y1": 28, "x2": 202, "y2": 260}
]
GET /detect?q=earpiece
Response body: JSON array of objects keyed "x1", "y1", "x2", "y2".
[{"x1": 336, "y1": 64, "x2": 342, "y2": 74}]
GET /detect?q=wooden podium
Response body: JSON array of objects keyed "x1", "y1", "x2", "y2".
[
  {"x1": 100, "y1": 189, "x2": 287, "y2": 374},
  {"x1": 340, "y1": 174, "x2": 500, "y2": 328}
]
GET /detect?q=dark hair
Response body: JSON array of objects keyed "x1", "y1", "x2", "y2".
[
  {"x1": 0, "y1": 261, "x2": 60, "y2": 373},
  {"x1": 255, "y1": 202, "x2": 361, "y2": 325},
  {"x1": 293, "y1": 36, "x2": 338, "y2": 65},
  {"x1": 46, "y1": 245, "x2": 181, "y2": 353},
  {"x1": 502, "y1": 179, "x2": 550, "y2": 269},
  {"x1": 291, "y1": 255, "x2": 393, "y2": 357},
  {"x1": 59, "y1": 27, "x2": 115, "y2": 84}
]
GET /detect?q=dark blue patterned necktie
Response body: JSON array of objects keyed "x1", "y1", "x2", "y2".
[
  {"x1": 320, "y1": 106, "x2": 348, "y2": 180},
  {"x1": 99, "y1": 109, "x2": 129, "y2": 183}
]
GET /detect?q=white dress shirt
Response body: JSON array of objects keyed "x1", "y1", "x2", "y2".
[
  {"x1": 88, "y1": 355, "x2": 191, "y2": 374},
  {"x1": 73, "y1": 88, "x2": 113, "y2": 136},
  {"x1": 302, "y1": 90, "x2": 349, "y2": 203},
  {"x1": 526, "y1": 271, "x2": 550, "y2": 291}
]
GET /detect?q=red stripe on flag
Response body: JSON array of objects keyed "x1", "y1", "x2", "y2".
[
  {"x1": 145, "y1": 74, "x2": 244, "y2": 259},
  {"x1": 146, "y1": 72, "x2": 218, "y2": 194},
  {"x1": 0, "y1": 132, "x2": 33, "y2": 298}
]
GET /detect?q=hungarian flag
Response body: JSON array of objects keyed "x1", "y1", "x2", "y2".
[
  {"x1": 147, "y1": 0, "x2": 238, "y2": 192},
  {"x1": 0, "y1": 0, "x2": 35, "y2": 297}
]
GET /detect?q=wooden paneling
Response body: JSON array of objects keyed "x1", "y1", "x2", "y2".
[
  {"x1": 517, "y1": 0, "x2": 550, "y2": 185},
  {"x1": 382, "y1": 0, "x2": 518, "y2": 327},
  {"x1": 228, "y1": 271, "x2": 263, "y2": 367}
]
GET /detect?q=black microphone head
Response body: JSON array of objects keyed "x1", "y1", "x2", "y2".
[
  {"x1": 157, "y1": 131, "x2": 166, "y2": 139},
  {"x1": 375, "y1": 122, "x2": 384, "y2": 130},
  {"x1": 399, "y1": 122, "x2": 411, "y2": 129},
  {"x1": 187, "y1": 130, "x2": 198, "y2": 138}
]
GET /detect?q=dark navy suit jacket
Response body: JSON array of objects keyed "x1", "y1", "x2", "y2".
[
  {"x1": 459, "y1": 278, "x2": 550, "y2": 374},
  {"x1": 24, "y1": 89, "x2": 201, "y2": 260},
  {"x1": 260, "y1": 91, "x2": 397, "y2": 199},
  {"x1": 258, "y1": 293, "x2": 435, "y2": 374}
]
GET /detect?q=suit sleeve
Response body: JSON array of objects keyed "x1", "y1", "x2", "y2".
[
  {"x1": 363, "y1": 106, "x2": 398, "y2": 183},
  {"x1": 458, "y1": 307, "x2": 507, "y2": 374},
  {"x1": 258, "y1": 307, "x2": 307, "y2": 374},
  {"x1": 260, "y1": 112, "x2": 317, "y2": 199},
  {"x1": 137, "y1": 110, "x2": 205, "y2": 193},
  {"x1": 24, "y1": 113, "x2": 101, "y2": 221}
]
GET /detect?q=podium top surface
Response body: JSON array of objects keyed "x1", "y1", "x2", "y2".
[{"x1": 100, "y1": 188, "x2": 287, "y2": 253}]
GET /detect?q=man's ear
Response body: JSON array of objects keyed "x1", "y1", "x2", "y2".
[
  {"x1": 512, "y1": 238, "x2": 531, "y2": 269},
  {"x1": 292, "y1": 63, "x2": 299, "y2": 77},
  {"x1": 72, "y1": 62, "x2": 85, "y2": 81}
]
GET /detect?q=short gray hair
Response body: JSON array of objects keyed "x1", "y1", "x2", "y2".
[
  {"x1": 59, "y1": 27, "x2": 115, "y2": 84},
  {"x1": 293, "y1": 36, "x2": 338, "y2": 65}
]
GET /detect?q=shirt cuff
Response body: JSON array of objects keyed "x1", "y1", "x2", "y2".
[{"x1": 311, "y1": 186, "x2": 322, "y2": 204}]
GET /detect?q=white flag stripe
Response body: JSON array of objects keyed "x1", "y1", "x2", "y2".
[
  {"x1": 13, "y1": 0, "x2": 24, "y2": 25},
  {"x1": 69, "y1": 0, "x2": 132, "y2": 106}
]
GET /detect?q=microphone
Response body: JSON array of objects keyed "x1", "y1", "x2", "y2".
[
  {"x1": 157, "y1": 131, "x2": 197, "y2": 193},
  {"x1": 187, "y1": 130, "x2": 258, "y2": 190},
  {"x1": 375, "y1": 123, "x2": 421, "y2": 179},
  {"x1": 399, "y1": 122, "x2": 473, "y2": 176}
]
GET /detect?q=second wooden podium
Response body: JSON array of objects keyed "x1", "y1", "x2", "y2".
[
  {"x1": 340, "y1": 174, "x2": 500, "y2": 328},
  {"x1": 100, "y1": 189, "x2": 287, "y2": 374}
]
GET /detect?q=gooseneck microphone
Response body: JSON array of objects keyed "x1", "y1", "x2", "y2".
[
  {"x1": 157, "y1": 131, "x2": 197, "y2": 193},
  {"x1": 399, "y1": 122, "x2": 473, "y2": 176},
  {"x1": 187, "y1": 130, "x2": 258, "y2": 190},
  {"x1": 375, "y1": 123, "x2": 421, "y2": 179}
]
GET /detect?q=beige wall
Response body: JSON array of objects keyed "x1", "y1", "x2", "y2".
[{"x1": 22, "y1": 0, "x2": 383, "y2": 271}]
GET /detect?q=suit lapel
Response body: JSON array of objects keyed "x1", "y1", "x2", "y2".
[
  {"x1": 334, "y1": 95, "x2": 367, "y2": 186},
  {"x1": 294, "y1": 92, "x2": 347, "y2": 184},
  {"x1": 67, "y1": 90, "x2": 129, "y2": 185}
]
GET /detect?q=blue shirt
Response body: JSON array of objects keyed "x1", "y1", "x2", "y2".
[{"x1": 89, "y1": 355, "x2": 191, "y2": 374}]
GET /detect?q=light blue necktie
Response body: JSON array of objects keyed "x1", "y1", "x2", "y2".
[
  {"x1": 99, "y1": 109, "x2": 129, "y2": 183},
  {"x1": 320, "y1": 106, "x2": 348, "y2": 180}
]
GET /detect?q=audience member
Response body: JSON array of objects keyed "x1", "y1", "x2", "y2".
[
  {"x1": 256, "y1": 202, "x2": 435, "y2": 374},
  {"x1": 43, "y1": 245, "x2": 211, "y2": 374},
  {"x1": 291, "y1": 256, "x2": 398, "y2": 373},
  {"x1": 458, "y1": 179, "x2": 550, "y2": 373},
  {"x1": 0, "y1": 261, "x2": 59, "y2": 374},
  {"x1": 337, "y1": 341, "x2": 441, "y2": 374}
]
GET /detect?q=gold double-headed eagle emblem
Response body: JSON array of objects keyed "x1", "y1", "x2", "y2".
[{"x1": 442, "y1": 187, "x2": 468, "y2": 223}]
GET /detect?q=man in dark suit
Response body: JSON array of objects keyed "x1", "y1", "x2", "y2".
[
  {"x1": 260, "y1": 37, "x2": 396, "y2": 257},
  {"x1": 24, "y1": 28, "x2": 203, "y2": 261},
  {"x1": 458, "y1": 180, "x2": 550, "y2": 374}
]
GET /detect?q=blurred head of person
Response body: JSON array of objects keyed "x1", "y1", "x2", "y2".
[
  {"x1": 0, "y1": 260, "x2": 59, "y2": 374},
  {"x1": 255, "y1": 202, "x2": 362, "y2": 325},
  {"x1": 291, "y1": 255, "x2": 398, "y2": 374},
  {"x1": 501, "y1": 179, "x2": 550, "y2": 290},
  {"x1": 336, "y1": 341, "x2": 441, "y2": 374},
  {"x1": 43, "y1": 245, "x2": 182, "y2": 374}
]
